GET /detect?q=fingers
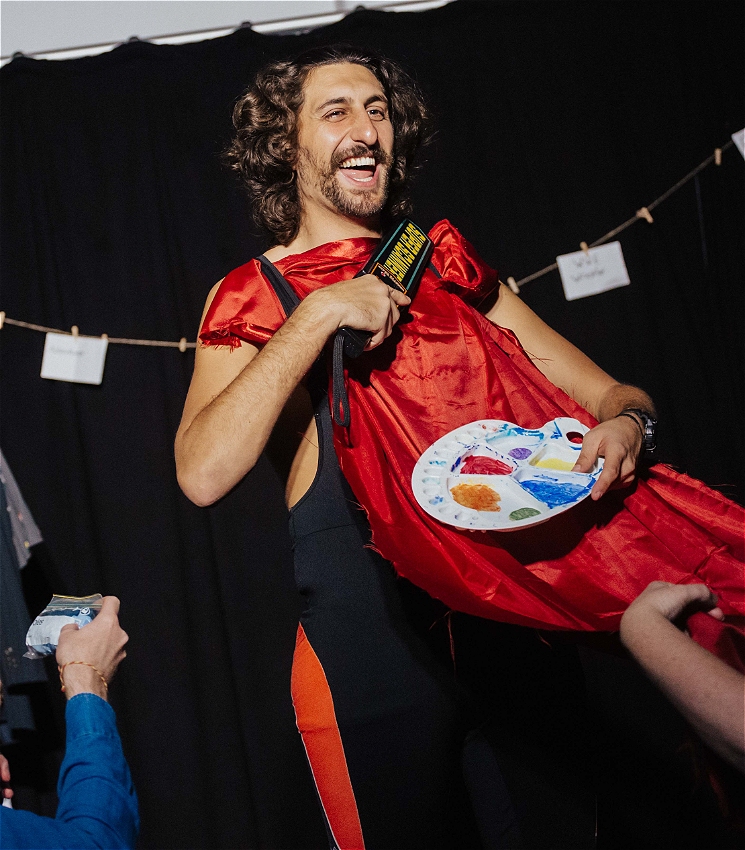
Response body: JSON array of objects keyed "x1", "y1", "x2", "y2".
[
  {"x1": 571, "y1": 446, "x2": 596, "y2": 475},
  {"x1": 590, "y1": 462, "x2": 617, "y2": 500},
  {"x1": 362, "y1": 284, "x2": 410, "y2": 351},
  {"x1": 1, "y1": 752, "x2": 13, "y2": 801},
  {"x1": 634, "y1": 581, "x2": 720, "y2": 621},
  {"x1": 588, "y1": 443, "x2": 623, "y2": 499},
  {"x1": 388, "y1": 288, "x2": 411, "y2": 308},
  {"x1": 55, "y1": 596, "x2": 128, "y2": 686},
  {"x1": 677, "y1": 583, "x2": 719, "y2": 609},
  {"x1": 328, "y1": 275, "x2": 411, "y2": 345},
  {"x1": 574, "y1": 420, "x2": 642, "y2": 500},
  {"x1": 100, "y1": 595, "x2": 121, "y2": 615}
]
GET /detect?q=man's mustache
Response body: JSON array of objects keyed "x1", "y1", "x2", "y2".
[{"x1": 330, "y1": 146, "x2": 393, "y2": 170}]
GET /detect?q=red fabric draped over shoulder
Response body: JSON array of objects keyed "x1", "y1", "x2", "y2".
[
  {"x1": 200, "y1": 237, "x2": 379, "y2": 347},
  {"x1": 200, "y1": 221, "x2": 745, "y2": 670}
]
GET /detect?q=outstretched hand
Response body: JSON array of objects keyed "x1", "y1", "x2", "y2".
[
  {"x1": 572, "y1": 415, "x2": 643, "y2": 500},
  {"x1": 56, "y1": 596, "x2": 129, "y2": 700}
]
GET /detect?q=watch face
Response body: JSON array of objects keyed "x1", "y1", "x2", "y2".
[{"x1": 641, "y1": 415, "x2": 657, "y2": 452}]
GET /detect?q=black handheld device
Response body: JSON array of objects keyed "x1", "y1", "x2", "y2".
[{"x1": 337, "y1": 218, "x2": 434, "y2": 358}]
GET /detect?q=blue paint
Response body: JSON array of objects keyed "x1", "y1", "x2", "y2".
[
  {"x1": 485, "y1": 427, "x2": 542, "y2": 443},
  {"x1": 428, "y1": 459, "x2": 447, "y2": 467},
  {"x1": 518, "y1": 478, "x2": 591, "y2": 508},
  {"x1": 429, "y1": 496, "x2": 444, "y2": 505},
  {"x1": 509, "y1": 427, "x2": 543, "y2": 438}
]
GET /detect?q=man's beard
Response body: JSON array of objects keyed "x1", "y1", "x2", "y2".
[{"x1": 297, "y1": 145, "x2": 393, "y2": 219}]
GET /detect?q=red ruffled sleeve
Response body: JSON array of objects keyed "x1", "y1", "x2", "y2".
[
  {"x1": 199, "y1": 259, "x2": 286, "y2": 348},
  {"x1": 198, "y1": 236, "x2": 379, "y2": 348},
  {"x1": 429, "y1": 219, "x2": 499, "y2": 303}
]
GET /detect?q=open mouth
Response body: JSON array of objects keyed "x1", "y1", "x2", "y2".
[{"x1": 337, "y1": 155, "x2": 378, "y2": 184}]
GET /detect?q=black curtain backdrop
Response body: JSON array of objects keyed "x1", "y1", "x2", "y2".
[{"x1": 1, "y1": 2, "x2": 743, "y2": 847}]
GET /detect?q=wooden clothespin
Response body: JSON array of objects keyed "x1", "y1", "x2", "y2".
[
  {"x1": 71, "y1": 325, "x2": 79, "y2": 338},
  {"x1": 580, "y1": 242, "x2": 590, "y2": 255},
  {"x1": 505, "y1": 277, "x2": 520, "y2": 294},
  {"x1": 101, "y1": 333, "x2": 108, "y2": 341},
  {"x1": 714, "y1": 147, "x2": 722, "y2": 166},
  {"x1": 0, "y1": 311, "x2": 5, "y2": 330},
  {"x1": 178, "y1": 337, "x2": 187, "y2": 353},
  {"x1": 636, "y1": 207, "x2": 654, "y2": 224}
]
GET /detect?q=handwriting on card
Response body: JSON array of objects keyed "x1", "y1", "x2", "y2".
[{"x1": 556, "y1": 241, "x2": 630, "y2": 301}]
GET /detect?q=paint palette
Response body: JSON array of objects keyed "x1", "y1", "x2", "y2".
[{"x1": 411, "y1": 418, "x2": 603, "y2": 531}]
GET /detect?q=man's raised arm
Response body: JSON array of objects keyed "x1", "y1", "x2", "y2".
[
  {"x1": 175, "y1": 274, "x2": 410, "y2": 506},
  {"x1": 486, "y1": 283, "x2": 656, "y2": 500}
]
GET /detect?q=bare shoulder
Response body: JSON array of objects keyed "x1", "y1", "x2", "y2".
[{"x1": 176, "y1": 281, "x2": 260, "y2": 440}]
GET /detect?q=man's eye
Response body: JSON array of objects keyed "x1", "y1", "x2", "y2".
[
  {"x1": 324, "y1": 110, "x2": 346, "y2": 120},
  {"x1": 368, "y1": 108, "x2": 387, "y2": 121}
]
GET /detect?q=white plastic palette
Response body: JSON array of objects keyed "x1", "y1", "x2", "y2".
[{"x1": 411, "y1": 417, "x2": 603, "y2": 531}]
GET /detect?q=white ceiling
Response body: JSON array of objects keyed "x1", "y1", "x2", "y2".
[{"x1": 1, "y1": 1, "x2": 447, "y2": 60}]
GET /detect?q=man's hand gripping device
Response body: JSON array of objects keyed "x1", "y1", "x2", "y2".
[
  {"x1": 336, "y1": 218, "x2": 434, "y2": 358},
  {"x1": 331, "y1": 219, "x2": 433, "y2": 426}
]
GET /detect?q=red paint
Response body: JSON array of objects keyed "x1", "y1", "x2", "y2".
[
  {"x1": 566, "y1": 432, "x2": 584, "y2": 444},
  {"x1": 461, "y1": 455, "x2": 513, "y2": 475}
]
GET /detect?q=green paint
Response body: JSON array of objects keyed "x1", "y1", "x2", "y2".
[{"x1": 509, "y1": 507, "x2": 541, "y2": 521}]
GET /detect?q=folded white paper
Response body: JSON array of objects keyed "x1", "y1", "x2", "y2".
[
  {"x1": 557, "y1": 241, "x2": 630, "y2": 301},
  {"x1": 41, "y1": 332, "x2": 108, "y2": 385}
]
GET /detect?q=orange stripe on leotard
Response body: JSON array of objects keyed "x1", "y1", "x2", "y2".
[{"x1": 291, "y1": 624, "x2": 366, "y2": 850}]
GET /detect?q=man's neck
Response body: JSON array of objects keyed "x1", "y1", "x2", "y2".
[{"x1": 267, "y1": 209, "x2": 382, "y2": 262}]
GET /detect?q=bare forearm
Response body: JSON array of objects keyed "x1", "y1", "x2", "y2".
[
  {"x1": 176, "y1": 300, "x2": 334, "y2": 505},
  {"x1": 596, "y1": 383, "x2": 656, "y2": 423},
  {"x1": 486, "y1": 286, "x2": 655, "y2": 422},
  {"x1": 177, "y1": 273, "x2": 409, "y2": 506},
  {"x1": 621, "y1": 609, "x2": 745, "y2": 771}
]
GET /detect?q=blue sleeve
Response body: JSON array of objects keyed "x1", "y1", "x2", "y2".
[{"x1": 0, "y1": 694, "x2": 139, "y2": 849}]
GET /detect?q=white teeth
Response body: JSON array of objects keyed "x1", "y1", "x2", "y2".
[{"x1": 340, "y1": 156, "x2": 376, "y2": 168}]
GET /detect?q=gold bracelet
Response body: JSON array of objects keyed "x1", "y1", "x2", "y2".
[{"x1": 58, "y1": 661, "x2": 108, "y2": 693}]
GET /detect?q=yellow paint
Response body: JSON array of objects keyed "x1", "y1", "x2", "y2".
[{"x1": 533, "y1": 457, "x2": 575, "y2": 471}]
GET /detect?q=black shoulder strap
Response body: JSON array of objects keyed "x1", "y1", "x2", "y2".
[
  {"x1": 256, "y1": 255, "x2": 365, "y2": 429},
  {"x1": 257, "y1": 255, "x2": 301, "y2": 318}
]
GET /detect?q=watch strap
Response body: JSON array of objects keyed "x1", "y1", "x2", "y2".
[{"x1": 618, "y1": 407, "x2": 657, "y2": 453}]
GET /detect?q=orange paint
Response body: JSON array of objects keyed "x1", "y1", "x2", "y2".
[{"x1": 450, "y1": 483, "x2": 501, "y2": 511}]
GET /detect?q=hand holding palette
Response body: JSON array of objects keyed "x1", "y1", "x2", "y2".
[{"x1": 411, "y1": 418, "x2": 603, "y2": 530}]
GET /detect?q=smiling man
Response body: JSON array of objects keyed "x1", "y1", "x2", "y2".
[
  {"x1": 175, "y1": 44, "x2": 744, "y2": 849},
  {"x1": 294, "y1": 66, "x2": 393, "y2": 221},
  {"x1": 176, "y1": 50, "x2": 475, "y2": 848}
]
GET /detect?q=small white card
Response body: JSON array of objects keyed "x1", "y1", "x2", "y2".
[
  {"x1": 556, "y1": 241, "x2": 630, "y2": 301},
  {"x1": 732, "y1": 128, "x2": 745, "y2": 159},
  {"x1": 41, "y1": 332, "x2": 108, "y2": 385}
]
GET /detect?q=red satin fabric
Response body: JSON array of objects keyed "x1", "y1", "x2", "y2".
[{"x1": 201, "y1": 221, "x2": 745, "y2": 668}]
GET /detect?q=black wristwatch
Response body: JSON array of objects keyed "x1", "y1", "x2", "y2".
[{"x1": 620, "y1": 408, "x2": 657, "y2": 454}]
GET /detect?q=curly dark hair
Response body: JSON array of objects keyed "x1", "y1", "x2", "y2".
[{"x1": 224, "y1": 44, "x2": 431, "y2": 245}]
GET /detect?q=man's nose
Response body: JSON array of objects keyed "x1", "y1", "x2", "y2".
[{"x1": 349, "y1": 110, "x2": 378, "y2": 145}]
